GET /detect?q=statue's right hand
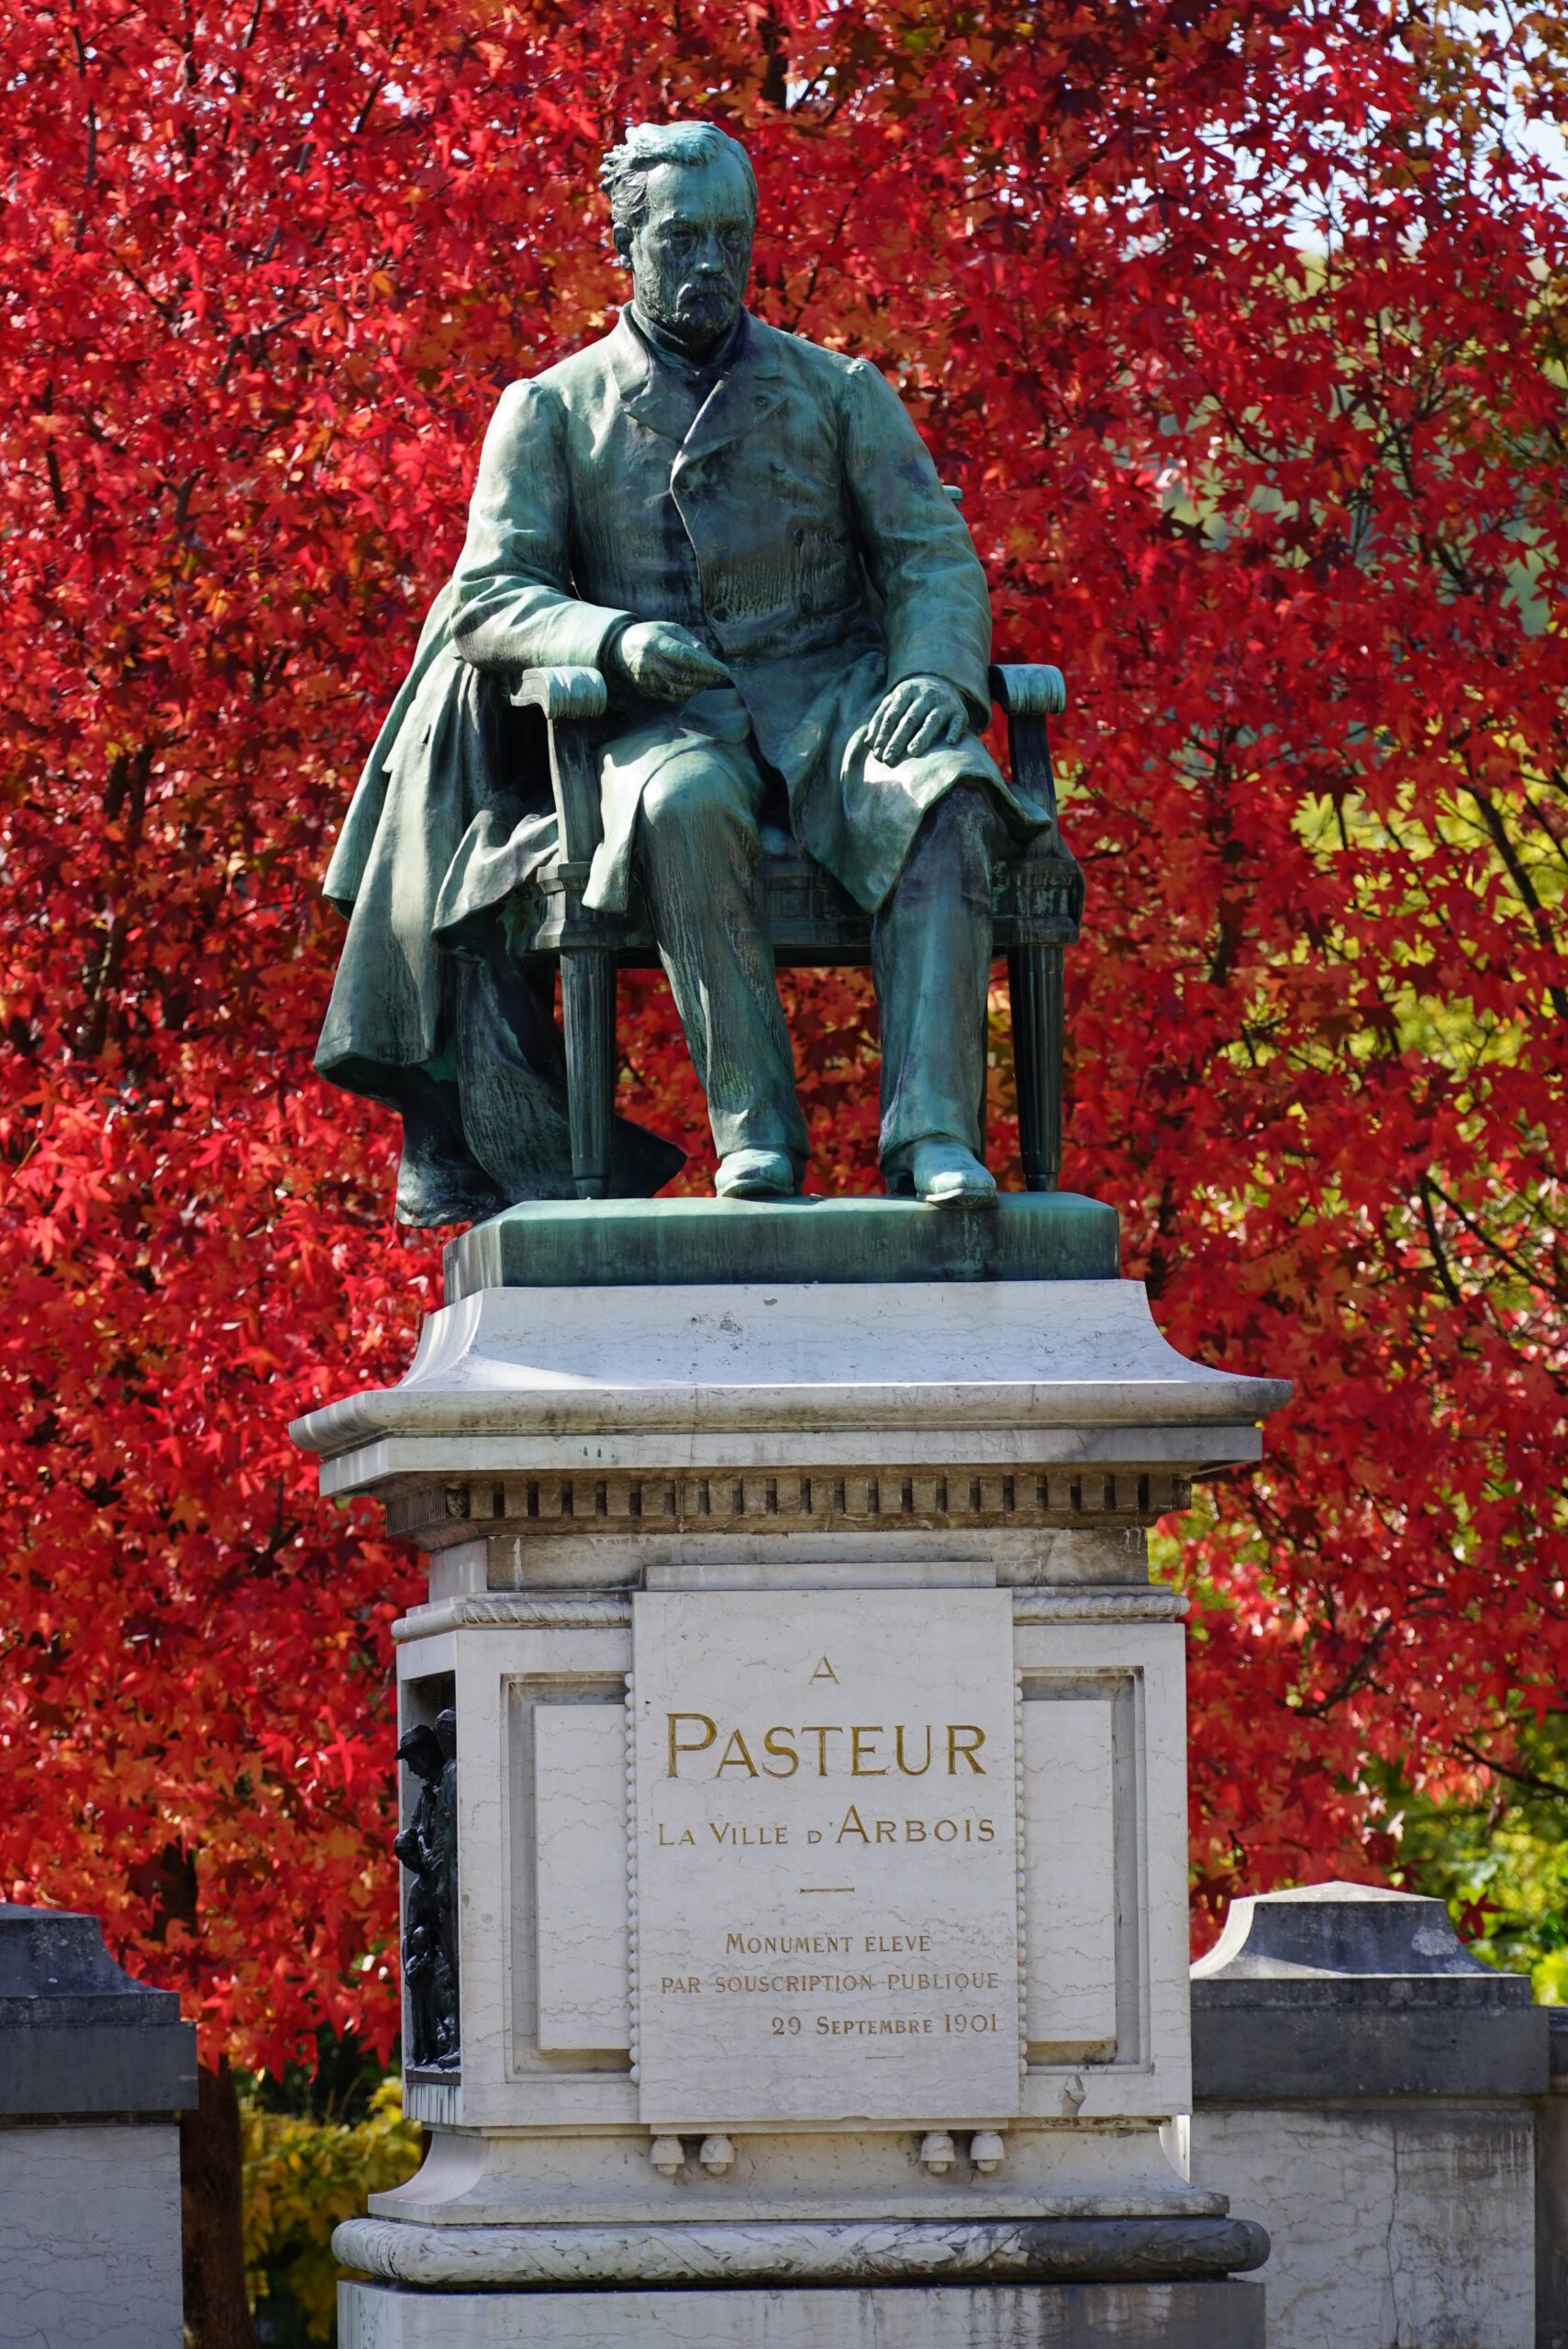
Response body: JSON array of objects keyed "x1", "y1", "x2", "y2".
[{"x1": 607, "y1": 620, "x2": 731, "y2": 701}]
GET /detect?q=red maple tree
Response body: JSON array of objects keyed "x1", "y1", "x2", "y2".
[{"x1": 3, "y1": 1, "x2": 1564, "y2": 2332}]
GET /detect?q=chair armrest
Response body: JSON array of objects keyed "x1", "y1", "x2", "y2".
[
  {"x1": 506, "y1": 667, "x2": 607, "y2": 865},
  {"x1": 989, "y1": 663, "x2": 1065, "y2": 825},
  {"x1": 989, "y1": 662, "x2": 1066, "y2": 718},
  {"x1": 508, "y1": 665, "x2": 609, "y2": 722}
]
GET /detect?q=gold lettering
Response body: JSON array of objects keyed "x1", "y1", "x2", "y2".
[
  {"x1": 836, "y1": 1801, "x2": 870, "y2": 1844},
  {"x1": 663, "y1": 1715, "x2": 985, "y2": 1780},
  {"x1": 667, "y1": 1712, "x2": 717, "y2": 1777},
  {"x1": 715, "y1": 1728, "x2": 760, "y2": 1777}
]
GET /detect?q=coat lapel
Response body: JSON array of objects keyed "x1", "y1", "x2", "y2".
[
  {"x1": 675, "y1": 313, "x2": 787, "y2": 471},
  {"x1": 604, "y1": 309, "x2": 701, "y2": 445},
  {"x1": 606, "y1": 308, "x2": 787, "y2": 460}
]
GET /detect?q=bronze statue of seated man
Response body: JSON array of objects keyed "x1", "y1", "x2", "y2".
[{"x1": 315, "y1": 121, "x2": 1052, "y2": 1219}]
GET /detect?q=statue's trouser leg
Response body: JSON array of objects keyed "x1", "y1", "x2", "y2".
[
  {"x1": 635, "y1": 750, "x2": 810, "y2": 1174},
  {"x1": 874, "y1": 782, "x2": 1010, "y2": 1169}
]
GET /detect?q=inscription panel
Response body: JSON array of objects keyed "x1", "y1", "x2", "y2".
[{"x1": 631, "y1": 1588, "x2": 1021, "y2": 2128}]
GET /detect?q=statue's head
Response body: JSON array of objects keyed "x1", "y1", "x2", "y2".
[
  {"x1": 395, "y1": 1722, "x2": 443, "y2": 1781},
  {"x1": 601, "y1": 121, "x2": 757, "y2": 357}
]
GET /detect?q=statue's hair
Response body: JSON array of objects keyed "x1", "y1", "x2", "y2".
[{"x1": 600, "y1": 121, "x2": 758, "y2": 243}]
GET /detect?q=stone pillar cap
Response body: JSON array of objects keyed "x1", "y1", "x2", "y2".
[
  {"x1": 1189, "y1": 1882, "x2": 1546, "y2": 2099},
  {"x1": 0, "y1": 1904, "x2": 196, "y2": 2116},
  {"x1": 1192, "y1": 1880, "x2": 1494, "y2": 1982},
  {"x1": 0, "y1": 1902, "x2": 165, "y2": 1997}
]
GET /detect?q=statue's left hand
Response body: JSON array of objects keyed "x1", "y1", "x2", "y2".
[{"x1": 867, "y1": 674, "x2": 969, "y2": 764}]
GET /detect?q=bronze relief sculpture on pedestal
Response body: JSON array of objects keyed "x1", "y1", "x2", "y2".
[
  {"x1": 393, "y1": 1713, "x2": 460, "y2": 2073},
  {"x1": 315, "y1": 121, "x2": 1077, "y2": 1223}
]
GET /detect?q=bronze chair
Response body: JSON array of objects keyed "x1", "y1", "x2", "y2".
[{"x1": 506, "y1": 662, "x2": 1081, "y2": 1201}]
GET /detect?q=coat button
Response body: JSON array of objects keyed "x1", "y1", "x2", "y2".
[{"x1": 709, "y1": 603, "x2": 730, "y2": 622}]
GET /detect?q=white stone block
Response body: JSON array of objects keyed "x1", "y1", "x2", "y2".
[
  {"x1": 1021, "y1": 1692, "x2": 1117, "y2": 2054},
  {"x1": 1012, "y1": 1618, "x2": 1194, "y2": 2124},
  {"x1": 533, "y1": 1700, "x2": 629, "y2": 2053},
  {"x1": 1193, "y1": 2103, "x2": 1534, "y2": 2349},
  {"x1": 382, "y1": 1586, "x2": 1202, "y2": 2218},
  {"x1": 0, "y1": 2120, "x2": 183, "y2": 2349}
]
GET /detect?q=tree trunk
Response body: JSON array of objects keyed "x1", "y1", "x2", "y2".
[{"x1": 180, "y1": 2060, "x2": 259, "y2": 2349}]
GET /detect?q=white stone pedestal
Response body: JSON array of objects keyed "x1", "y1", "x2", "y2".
[{"x1": 295, "y1": 1262, "x2": 1287, "y2": 2344}]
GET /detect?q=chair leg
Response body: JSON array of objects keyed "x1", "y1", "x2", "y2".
[
  {"x1": 560, "y1": 950, "x2": 616, "y2": 1200},
  {"x1": 1009, "y1": 943, "x2": 1063, "y2": 1192}
]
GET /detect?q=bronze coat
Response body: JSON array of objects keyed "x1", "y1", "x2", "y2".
[{"x1": 444, "y1": 307, "x2": 1043, "y2": 917}]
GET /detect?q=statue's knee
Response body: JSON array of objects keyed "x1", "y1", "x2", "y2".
[
  {"x1": 642, "y1": 758, "x2": 733, "y2": 833},
  {"x1": 639, "y1": 760, "x2": 758, "y2": 876}
]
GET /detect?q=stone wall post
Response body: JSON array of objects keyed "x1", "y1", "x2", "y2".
[
  {"x1": 0, "y1": 1902, "x2": 197, "y2": 2349},
  {"x1": 1535, "y1": 2011, "x2": 1568, "y2": 2349},
  {"x1": 1189, "y1": 1880, "x2": 1548, "y2": 2349}
]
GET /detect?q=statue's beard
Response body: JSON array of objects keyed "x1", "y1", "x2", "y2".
[
  {"x1": 676, "y1": 287, "x2": 735, "y2": 327},
  {"x1": 635, "y1": 264, "x2": 746, "y2": 352}
]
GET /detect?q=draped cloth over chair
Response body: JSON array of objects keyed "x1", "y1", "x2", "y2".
[{"x1": 313, "y1": 591, "x2": 686, "y2": 1224}]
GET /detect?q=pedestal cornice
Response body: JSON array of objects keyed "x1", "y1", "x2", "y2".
[{"x1": 292, "y1": 1279, "x2": 1290, "y2": 1520}]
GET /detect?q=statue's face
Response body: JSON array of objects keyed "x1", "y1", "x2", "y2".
[{"x1": 623, "y1": 155, "x2": 754, "y2": 354}]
